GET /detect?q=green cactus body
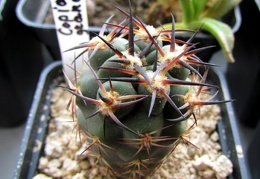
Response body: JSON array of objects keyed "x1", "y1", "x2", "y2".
[
  {"x1": 63, "y1": 1, "x2": 231, "y2": 178},
  {"x1": 89, "y1": 37, "x2": 129, "y2": 70}
]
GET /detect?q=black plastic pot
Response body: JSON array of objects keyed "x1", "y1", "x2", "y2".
[
  {"x1": 16, "y1": 0, "x2": 241, "y2": 62},
  {"x1": 13, "y1": 61, "x2": 249, "y2": 179}
]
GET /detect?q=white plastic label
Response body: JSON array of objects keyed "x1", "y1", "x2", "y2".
[{"x1": 50, "y1": 0, "x2": 90, "y2": 79}]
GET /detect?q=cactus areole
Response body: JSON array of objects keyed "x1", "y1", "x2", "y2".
[{"x1": 63, "y1": 1, "x2": 232, "y2": 178}]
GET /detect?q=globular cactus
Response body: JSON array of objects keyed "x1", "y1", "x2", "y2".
[{"x1": 63, "y1": 1, "x2": 231, "y2": 178}]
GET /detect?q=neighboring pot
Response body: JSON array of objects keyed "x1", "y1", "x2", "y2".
[
  {"x1": 13, "y1": 61, "x2": 249, "y2": 179},
  {"x1": 16, "y1": 0, "x2": 241, "y2": 62}
]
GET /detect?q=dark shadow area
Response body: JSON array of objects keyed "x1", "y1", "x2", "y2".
[
  {"x1": 0, "y1": 0, "x2": 50, "y2": 127},
  {"x1": 226, "y1": 1, "x2": 260, "y2": 179}
]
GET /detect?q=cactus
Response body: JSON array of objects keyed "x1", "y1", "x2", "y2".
[{"x1": 63, "y1": 1, "x2": 232, "y2": 178}]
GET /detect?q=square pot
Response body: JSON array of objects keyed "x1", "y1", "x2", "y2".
[{"x1": 13, "y1": 61, "x2": 249, "y2": 179}]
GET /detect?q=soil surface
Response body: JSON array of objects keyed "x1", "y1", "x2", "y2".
[
  {"x1": 86, "y1": 0, "x2": 181, "y2": 27},
  {"x1": 45, "y1": 0, "x2": 182, "y2": 27}
]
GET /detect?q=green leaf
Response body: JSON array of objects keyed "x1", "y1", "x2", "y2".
[
  {"x1": 179, "y1": 0, "x2": 195, "y2": 25},
  {"x1": 190, "y1": 18, "x2": 235, "y2": 63},
  {"x1": 201, "y1": 0, "x2": 242, "y2": 19},
  {"x1": 192, "y1": 0, "x2": 209, "y2": 20}
]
